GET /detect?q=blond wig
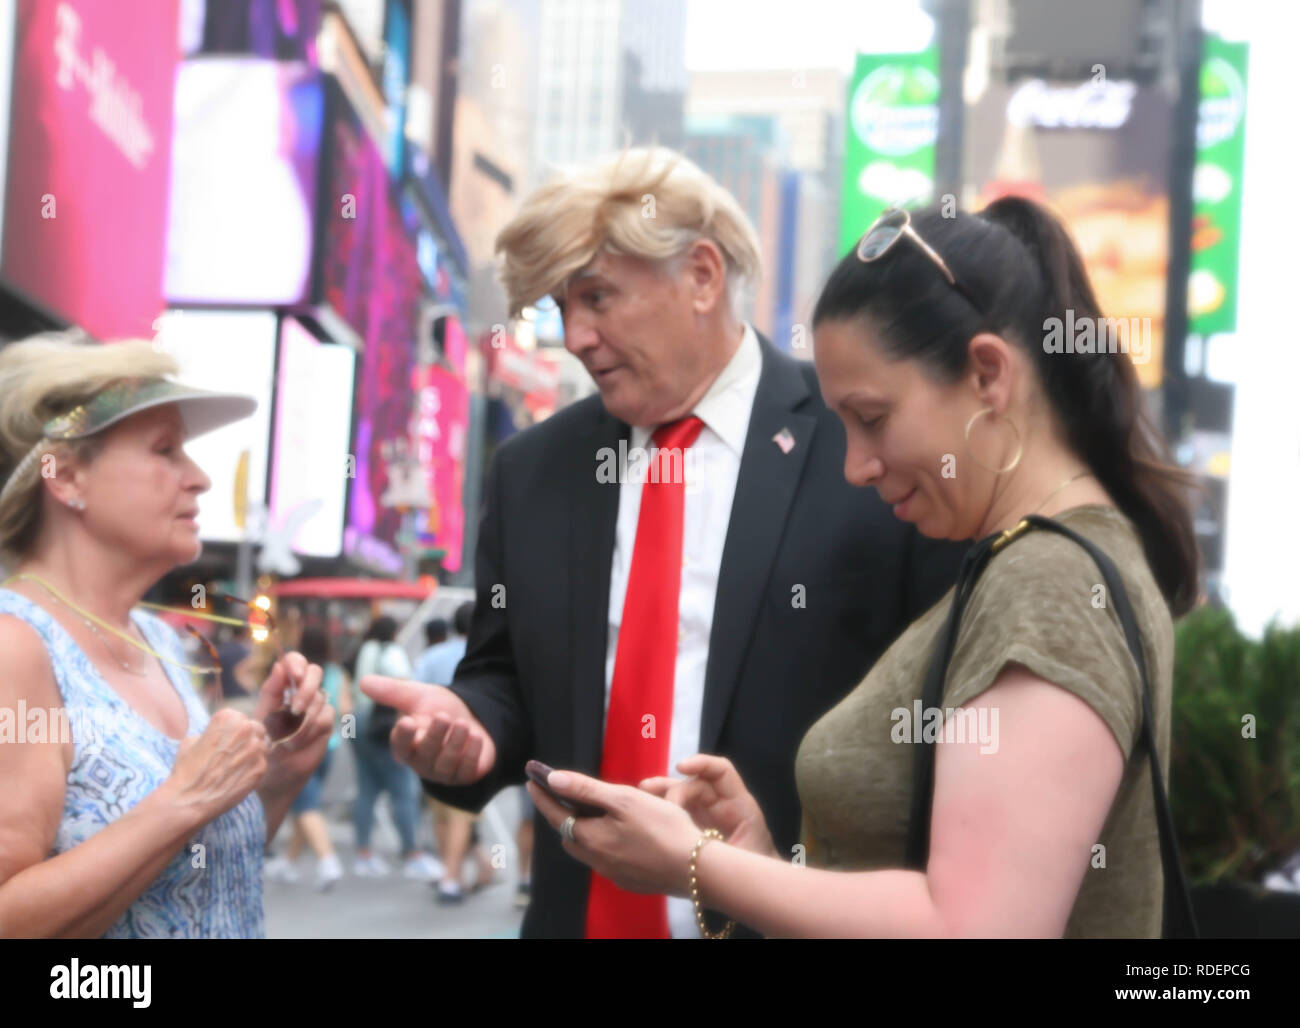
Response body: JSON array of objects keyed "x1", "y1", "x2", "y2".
[
  {"x1": 495, "y1": 147, "x2": 762, "y2": 317},
  {"x1": 0, "y1": 332, "x2": 179, "y2": 562}
]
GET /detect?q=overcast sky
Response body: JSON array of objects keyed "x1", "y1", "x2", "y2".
[{"x1": 684, "y1": 0, "x2": 934, "y2": 72}]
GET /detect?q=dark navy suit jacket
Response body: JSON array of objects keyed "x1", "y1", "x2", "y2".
[{"x1": 424, "y1": 333, "x2": 967, "y2": 937}]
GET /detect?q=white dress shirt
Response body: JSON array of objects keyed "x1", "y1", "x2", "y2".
[{"x1": 603, "y1": 323, "x2": 762, "y2": 938}]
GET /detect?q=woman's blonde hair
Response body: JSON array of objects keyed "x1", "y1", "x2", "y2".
[
  {"x1": 0, "y1": 332, "x2": 179, "y2": 562},
  {"x1": 496, "y1": 147, "x2": 762, "y2": 317}
]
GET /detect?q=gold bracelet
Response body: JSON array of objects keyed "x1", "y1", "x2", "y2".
[{"x1": 689, "y1": 829, "x2": 736, "y2": 939}]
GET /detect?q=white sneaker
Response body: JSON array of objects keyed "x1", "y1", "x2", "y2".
[
  {"x1": 402, "y1": 853, "x2": 446, "y2": 881},
  {"x1": 436, "y1": 880, "x2": 465, "y2": 905},
  {"x1": 316, "y1": 853, "x2": 344, "y2": 891},
  {"x1": 1263, "y1": 871, "x2": 1300, "y2": 893},
  {"x1": 352, "y1": 853, "x2": 390, "y2": 877},
  {"x1": 265, "y1": 855, "x2": 300, "y2": 884}
]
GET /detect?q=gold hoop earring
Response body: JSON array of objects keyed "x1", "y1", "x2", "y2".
[{"x1": 964, "y1": 406, "x2": 1023, "y2": 475}]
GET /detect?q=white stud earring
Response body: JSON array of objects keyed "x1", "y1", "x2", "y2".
[{"x1": 68, "y1": 498, "x2": 86, "y2": 511}]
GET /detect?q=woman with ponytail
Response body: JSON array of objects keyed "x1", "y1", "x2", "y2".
[{"x1": 521, "y1": 197, "x2": 1198, "y2": 938}]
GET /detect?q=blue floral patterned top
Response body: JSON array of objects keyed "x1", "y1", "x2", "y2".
[{"x1": 0, "y1": 589, "x2": 266, "y2": 938}]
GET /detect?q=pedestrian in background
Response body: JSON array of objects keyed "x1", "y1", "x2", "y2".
[
  {"x1": 415, "y1": 603, "x2": 495, "y2": 904},
  {"x1": 413, "y1": 616, "x2": 451, "y2": 683},
  {"x1": 350, "y1": 616, "x2": 443, "y2": 881},
  {"x1": 215, "y1": 621, "x2": 259, "y2": 715},
  {"x1": 265, "y1": 625, "x2": 349, "y2": 891},
  {"x1": 514, "y1": 784, "x2": 535, "y2": 910}
]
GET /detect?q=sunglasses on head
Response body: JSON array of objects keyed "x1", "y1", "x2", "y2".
[{"x1": 856, "y1": 207, "x2": 985, "y2": 317}]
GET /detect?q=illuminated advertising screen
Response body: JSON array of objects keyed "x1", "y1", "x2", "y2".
[
  {"x1": 839, "y1": 48, "x2": 941, "y2": 257},
  {"x1": 165, "y1": 58, "x2": 324, "y2": 305},
  {"x1": 191, "y1": 0, "x2": 322, "y2": 61},
  {"x1": 318, "y1": 100, "x2": 388, "y2": 340},
  {"x1": 381, "y1": 0, "x2": 411, "y2": 176},
  {"x1": 965, "y1": 78, "x2": 1173, "y2": 390},
  {"x1": 413, "y1": 363, "x2": 468, "y2": 573},
  {"x1": 156, "y1": 310, "x2": 276, "y2": 543},
  {"x1": 1, "y1": 0, "x2": 179, "y2": 338},
  {"x1": 343, "y1": 194, "x2": 423, "y2": 571},
  {"x1": 317, "y1": 83, "x2": 425, "y2": 572},
  {"x1": 0, "y1": 3, "x2": 15, "y2": 256},
  {"x1": 1189, "y1": 34, "x2": 1250, "y2": 336},
  {"x1": 268, "y1": 318, "x2": 356, "y2": 558}
]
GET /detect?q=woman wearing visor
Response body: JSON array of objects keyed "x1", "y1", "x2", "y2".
[
  {"x1": 524, "y1": 197, "x2": 1199, "y2": 939},
  {"x1": 0, "y1": 333, "x2": 334, "y2": 938}
]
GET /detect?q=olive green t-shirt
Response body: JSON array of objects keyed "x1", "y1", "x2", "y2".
[{"x1": 794, "y1": 505, "x2": 1174, "y2": 938}]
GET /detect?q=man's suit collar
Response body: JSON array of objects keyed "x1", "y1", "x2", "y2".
[{"x1": 751, "y1": 328, "x2": 812, "y2": 415}]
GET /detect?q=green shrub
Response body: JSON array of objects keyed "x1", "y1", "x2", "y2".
[{"x1": 1170, "y1": 605, "x2": 1300, "y2": 883}]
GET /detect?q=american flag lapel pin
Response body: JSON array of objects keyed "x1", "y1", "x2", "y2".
[{"x1": 773, "y1": 427, "x2": 796, "y2": 454}]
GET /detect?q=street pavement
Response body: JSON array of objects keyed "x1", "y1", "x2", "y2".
[{"x1": 264, "y1": 743, "x2": 527, "y2": 939}]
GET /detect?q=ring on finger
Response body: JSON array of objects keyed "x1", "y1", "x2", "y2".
[{"x1": 561, "y1": 815, "x2": 577, "y2": 843}]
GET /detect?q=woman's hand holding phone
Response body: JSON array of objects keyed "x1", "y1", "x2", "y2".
[{"x1": 526, "y1": 760, "x2": 607, "y2": 817}]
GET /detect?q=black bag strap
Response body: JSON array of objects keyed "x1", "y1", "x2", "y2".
[{"x1": 903, "y1": 514, "x2": 1198, "y2": 938}]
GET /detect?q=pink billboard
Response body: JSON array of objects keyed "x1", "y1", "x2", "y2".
[
  {"x1": 339, "y1": 132, "x2": 424, "y2": 571},
  {"x1": 413, "y1": 363, "x2": 468, "y2": 574},
  {"x1": 1, "y1": 0, "x2": 179, "y2": 338}
]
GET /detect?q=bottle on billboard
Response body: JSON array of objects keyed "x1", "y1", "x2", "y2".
[{"x1": 979, "y1": 118, "x2": 1047, "y2": 208}]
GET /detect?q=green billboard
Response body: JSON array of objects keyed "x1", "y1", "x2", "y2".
[
  {"x1": 1188, "y1": 34, "x2": 1249, "y2": 336},
  {"x1": 838, "y1": 48, "x2": 941, "y2": 257}
]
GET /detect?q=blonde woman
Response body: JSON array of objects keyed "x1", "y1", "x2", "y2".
[{"x1": 0, "y1": 334, "x2": 334, "y2": 938}]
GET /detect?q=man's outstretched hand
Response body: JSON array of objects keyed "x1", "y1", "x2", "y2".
[{"x1": 358, "y1": 677, "x2": 497, "y2": 786}]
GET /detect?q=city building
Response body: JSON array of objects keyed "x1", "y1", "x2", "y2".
[{"x1": 531, "y1": 0, "x2": 687, "y2": 185}]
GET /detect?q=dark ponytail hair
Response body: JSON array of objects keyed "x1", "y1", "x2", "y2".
[{"x1": 813, "y1": 197, "x2": 1199, "y2": 616}]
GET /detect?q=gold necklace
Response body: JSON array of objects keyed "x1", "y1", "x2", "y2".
[
  {"x1": 2, "y1": 573, "x2": 218, "y2": 677},
  {"x1": 990, "y1": 471, "x2": 1098, "y2": 555},
  {"x1": 83, "y1": 612, "x2": 149, "y2": 676},
  {"x1": 12, "y1": 573, "x2": 148, "y2": 674},
  {"x1": 1032, "y1": 471, "x2": 1094, "y2": 516}
]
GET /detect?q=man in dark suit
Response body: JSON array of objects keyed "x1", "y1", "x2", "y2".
[{"x1": 362, "y1": 148, "x2": 965, "y2": 938}]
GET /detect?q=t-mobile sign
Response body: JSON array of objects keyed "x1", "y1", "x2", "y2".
[{"x1": 1, "y1": 0, "x2": 179, "y2": 338}]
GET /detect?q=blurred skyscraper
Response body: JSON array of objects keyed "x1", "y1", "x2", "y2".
[
  {"x1": 687, "y1": 68, "x2": 843, "y2": 176},
  {"x1": 451, "y1": 0, "x2": 541, "y2": 332},
  {"x1": 532, "y1": 0, "x2": 687, "y2": 185},
  {"x1": 685, "y1": 68, "x2": 845, "y2": 351},
  {"x1": 682, "y1": 114, "x2": 785, "y2": 332}
]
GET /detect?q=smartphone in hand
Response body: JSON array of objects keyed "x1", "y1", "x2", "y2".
[{"x1": 525, "y1": 760, "x2": 607, "y2": 818}]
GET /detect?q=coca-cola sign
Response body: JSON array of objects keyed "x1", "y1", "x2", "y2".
[{"x1": 1006, "y1": 79, "x2": 1137, "y2": 130}]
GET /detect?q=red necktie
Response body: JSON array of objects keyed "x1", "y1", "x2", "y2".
[{"x1": 586, "y1": 415, "x2": 705, "y2": 939}]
